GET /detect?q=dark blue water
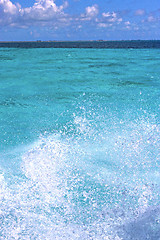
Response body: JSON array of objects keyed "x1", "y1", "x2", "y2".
[{"x1": 0, "y1": 40, "x2": 160, "y2": 48}]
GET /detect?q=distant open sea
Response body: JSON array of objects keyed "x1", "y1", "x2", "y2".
[
  {"x1": 0, "y1": 40, "x2": 160, "y2": 48},
  {"x1": 0, "y1": 41, "x2": 160, "y2": 239}
]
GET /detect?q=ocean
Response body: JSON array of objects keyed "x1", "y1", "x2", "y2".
[{"x1": 0, "y1": 42, "x2": 160, "y2": 239}]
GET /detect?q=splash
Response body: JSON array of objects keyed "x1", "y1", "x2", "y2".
[{"x1": 0, "y1": 112, "x2": 160, "y2": 239}]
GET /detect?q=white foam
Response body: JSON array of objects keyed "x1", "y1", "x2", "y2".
[{"x1": 0, "y1": 115, "x2": 160, "y2": 239}]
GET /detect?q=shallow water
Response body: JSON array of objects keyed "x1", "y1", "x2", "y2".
[{"x1": 0, "y1": 48, "x2": 160, "y2": 239}]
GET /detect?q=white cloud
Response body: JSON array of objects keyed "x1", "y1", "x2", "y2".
[
  {"x1": 134, "y1": 26, "x2": 139, "y2": 31},
  {"x1": 0, "y1": 0, "x2": 69, "y2": 27},
  {"x1": 102, "y1": 12, "x2": 117, "y2": 18},
  {"x1": 102, "y1": 11, "x2": 122, "y2": 24},
  {"x1": 112, "y1": 12, "x2": 117, "y2": 18},
  {"x1": 1, "y1": 0, "x2": 158, "y2": 38},
  {"x1": 80, "y1": 4, "x2": 99, "y2": 20},
  {"x1": 0, "y1": 0, "x2": 18, "y2": 14},
  {"x1": 97, "y1": 23, "x2": 107, "y2": 28},
  {"x1": 148, "y1": 16, "x2": 155, "y2": 22},
  {"x1": 97, "y1": 11, "x2": 123, "y2": 29},
  {"x1": 135, "y1": 9, "x2": 145, "y2": 16},
  {"x1": 118, "y1": 18, "x2": 122, "y2": 23},
  {"x1": 125, "y1": 21, "x2": 130, "y2": 25},
  {"x1": 0, "y1": 0, "x2": 20, "y2": 26},
  {"x1": 21, "y1": 0, "x2": 68, "y2": 22},
  {"x1": 125, "y1": 25, "x2": 131, "y2": 30},
  {"x1": 85, "y1": 4, "x2": 98, "y2": 17},
  {"x1": 102, "y1": 12, "x2": 110, "y2": 18}
]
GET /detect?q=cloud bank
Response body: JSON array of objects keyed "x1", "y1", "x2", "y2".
[
  {"x1": 0, "y1": 0, "x2": 69, "y2": 27},
  {"x1": 0, "y1": 0, "x2": 160, "y2": 40}
]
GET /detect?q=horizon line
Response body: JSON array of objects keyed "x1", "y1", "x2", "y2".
[{"x1": 0, "y1": 39, "x2": 160, "y2": 43}]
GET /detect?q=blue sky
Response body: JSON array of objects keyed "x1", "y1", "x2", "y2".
[{"x1": 0, "y1": 0, "x2": 160, "y2": 41}]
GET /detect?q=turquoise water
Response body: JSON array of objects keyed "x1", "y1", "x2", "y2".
[{"x1": 0, "y1": 48, "x2": 160, "y2": 239}]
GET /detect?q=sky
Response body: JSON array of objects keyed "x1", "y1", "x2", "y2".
[{"x1": 0, "y1": 0, "x2": 160, "y2": 41}]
